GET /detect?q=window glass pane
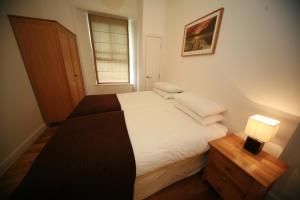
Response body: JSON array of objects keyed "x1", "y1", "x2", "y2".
[{"x1": 89, "y1": 14, "x2": 129, "y2": 83}]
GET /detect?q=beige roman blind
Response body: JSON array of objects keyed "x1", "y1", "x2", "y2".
[{"x1": 88, "y1": 14, "x2": 129, "y2": 83}]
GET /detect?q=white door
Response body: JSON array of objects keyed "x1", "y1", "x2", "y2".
[{"x1": 145, "y1": 36, "x2": 161, "y2": 90}]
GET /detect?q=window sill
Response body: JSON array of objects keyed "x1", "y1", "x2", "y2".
[{"x1": 96, "y1": 83, "x2": 132, "y2": 86}]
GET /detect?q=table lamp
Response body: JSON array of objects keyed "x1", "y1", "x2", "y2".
[{"x1": 243, "y1": 114, "x2": 280, "y2": 155}]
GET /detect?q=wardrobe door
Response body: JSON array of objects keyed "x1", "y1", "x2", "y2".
[
  {"x1": 57, "y1": 25, "x2": 81, "y2": 106},
  {"x1": 68, "y1": 34, "x2": 85, "y2": 102},
  {"x1": 9, "y1": 16, "x2": 74, "y2": 123}
]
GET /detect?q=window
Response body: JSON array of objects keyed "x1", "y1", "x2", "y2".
[{"x1": 88, "y1": 14, "x2": 130, "y2": 84}]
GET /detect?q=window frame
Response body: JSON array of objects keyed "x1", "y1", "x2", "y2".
[{"x1": 88, "y1": 14, "x2": 130, "y2": 84}]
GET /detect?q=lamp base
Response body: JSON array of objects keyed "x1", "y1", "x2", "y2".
[{"x1": 243, "y1": 136, "x2": 264, "y2": 155}]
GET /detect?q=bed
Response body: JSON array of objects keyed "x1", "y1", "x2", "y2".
[
  {"x1": 117, "y1": 91, "x2": 227, "y2": 199},
  {"x1": 13, "y1": 91, "x2": 227, "y2": 200}
]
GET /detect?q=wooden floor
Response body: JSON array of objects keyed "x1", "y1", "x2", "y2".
[
  {"x1": 0, "y1": 127, "x2": 221, "y2": 200},
  {"x1": 0, "y1": 127, "x2": 58, "y2": 199}
]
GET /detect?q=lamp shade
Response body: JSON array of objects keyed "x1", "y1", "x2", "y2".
[{"x1": 244, "y1": 114, "x2": 280, "y2": 142}]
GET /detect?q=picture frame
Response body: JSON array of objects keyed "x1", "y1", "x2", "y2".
[{"x1": 181, "y1": 8, "x2": 224, "y2": 56}]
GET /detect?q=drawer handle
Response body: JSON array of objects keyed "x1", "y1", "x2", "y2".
[{"x1": 221, "y1": 176, "x2": 227, "y2": 182}]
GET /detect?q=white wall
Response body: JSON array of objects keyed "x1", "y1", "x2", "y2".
[
  {"x1": 70, "y1": 0, "x2": 138, "y2": 18},
  {"x1": 142, "y1": 0, "x2": 165, "y2": 35},
  {"x1": 266, "y1": 123, "x2": 300, "y2": 200},
  {"x1": 161, "y1": 0, "x2": 300, "y2": 148},
  {"x1": 0, "y1": 0, "x2": 139, "y2": 174}
]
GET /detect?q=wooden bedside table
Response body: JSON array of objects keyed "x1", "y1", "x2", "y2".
[{"x1": 202, "y1": 134, "x2": 288, "y2": 200}]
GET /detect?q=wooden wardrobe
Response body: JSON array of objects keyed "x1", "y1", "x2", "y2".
[{"x1": 9, "y1": 15, "x2": 85, "y2": 124}]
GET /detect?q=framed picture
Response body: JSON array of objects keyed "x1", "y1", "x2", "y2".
[{"x1": 181, "y1": 8, "x2": 224, "y2": 56}]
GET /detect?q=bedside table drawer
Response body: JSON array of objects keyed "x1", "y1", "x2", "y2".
[
  {"x1": 205, "y1": 163, "x2": 246, "y2": 200},
  {"x1": 211, "y1": 149, "x2": 254, "y2": 191}
]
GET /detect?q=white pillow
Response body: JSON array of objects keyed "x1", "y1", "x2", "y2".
[
  {"x1": 153, "y1": 82, "x2": 183, "y2": 93},
  {"x1": 175, "y1": 92, "x2": 226, "y2": 117},
  {"x1": 174, "y1": 102, "x2": 223, "y2": 125},
  {"x1": 153, "y1": 88, "x2": 175, "y2": 99}
]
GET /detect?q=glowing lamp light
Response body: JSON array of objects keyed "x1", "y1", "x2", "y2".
[
  {"x1": 243, "y1": 114, "x2": 280, "y2": 155},
  {"x1": 245, "y1": 114, "x2": 280, "y2": 142}
]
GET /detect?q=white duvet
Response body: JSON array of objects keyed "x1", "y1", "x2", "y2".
[{"x1": 118, "y1": 91, "x2": 227, "y2": 176}]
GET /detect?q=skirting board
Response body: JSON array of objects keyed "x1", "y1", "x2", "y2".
[{"x1": 0, "y1": 123, "x2": 47, "y2": 176}]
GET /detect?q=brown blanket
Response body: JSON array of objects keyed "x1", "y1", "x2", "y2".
[
  {"x1": 69, "y1": 94, "x2": 121, "y2": 118},
  {"x1": 12, "y1": 111, "x2": 136, "y2": 200}
]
